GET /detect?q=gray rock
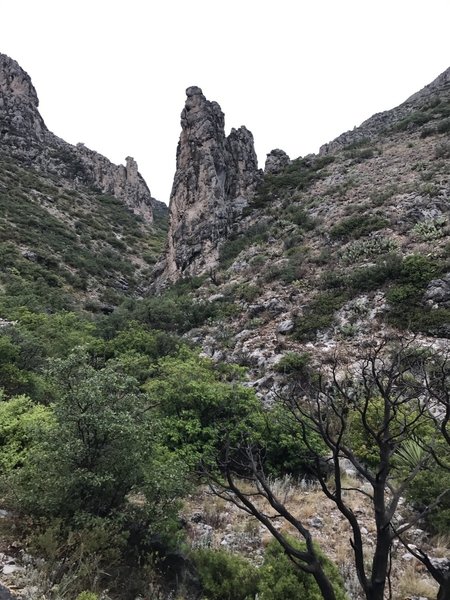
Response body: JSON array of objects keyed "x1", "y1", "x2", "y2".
[
  {"x1": 248, "y1": 304, "x2": 266, "y2": 316},
  {"x1": 320, "y1": 68, "x2": 450, "y2": 155},
  {"x1": 277, "y1": 320, "x2": 294, "y2": 334},
  {"x1": 2, "y1": 564, "x2": 23, "y2": 575},
  {"x1": 190, "y1": 512, "x2": 204, "y2": 523},
  {"x1": 211, "y1": 350, "x2": 224, "y2": 362},
  {"x1": 308, "y1": 516, "x2": 324, "y2": 529},
  {"x1": 0, "y1": 583, "x2": 18, "y2": 599},
  {"x1": 424, "y1": 273, "x2": 450, "y2": 307},
  {"x1": 430, "y1": 557, "x2": 450, "y2": 572},
  {"x1": 266, "y1": 298, "x2": 286, "y2": 314},
  {"x1": 21, "y1": 250, "x2": 37, "y2": 261},
  {"x1": 157, "y1": 86, "x2": 262, "y2": 283},
  {"x1": 208, "y1": 293, "x2": 225, "y2": 302},
  {"x1": 340, "y1": 458, "x2": 358, "y2": 478},
  {"x1": 234, "y1": 329, "x2": 251, "y2": 341},
  {"x1": 264, "y1": 149, "x2": 290, "y2": 174}
]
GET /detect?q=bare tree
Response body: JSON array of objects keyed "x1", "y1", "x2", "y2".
[
  {"x1": 207, "y1": 339, "x2": 450, "y2": 600},
  {"x1": 207, "y1": 450, "x2": 342, "y2": 600}
]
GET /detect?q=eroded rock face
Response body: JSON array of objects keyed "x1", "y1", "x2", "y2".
[
  {"x1": 0, "y1": 53, "x2": 156, "y2": 223},
  {"x1": 163, "y1": 86, "x2": 261, "y2": 281},
  {"x1": 0, "y1": 53, "x2": 47, "y2": 150},
  {"x1": 74, "y1": 147, "x2": 155, "y2": 223},
  {"x1": 264, "y1": 148, "x2": 290, "y2": 174}
]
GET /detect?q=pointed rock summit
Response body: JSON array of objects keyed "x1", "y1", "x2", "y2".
[
  {"x1": 162, "y1": 86, "x2": 261, "y2": 282},
  {"x1": 0, "y1": 53, "x2": 47, "y2": 147},
  {"x1": 0, "y1": 53, "x2": 157, "y2": 223}
]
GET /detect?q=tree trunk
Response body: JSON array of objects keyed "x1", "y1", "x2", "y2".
[
  {"x1": 437, "y1": 577, "x2": 450, "y2": 600},
  {"x1": 312, "y1": 564, "x2": 338, "y2": 600},
  {"x1": 367, "y1": 540, "x2": 390, "y2": 600}
]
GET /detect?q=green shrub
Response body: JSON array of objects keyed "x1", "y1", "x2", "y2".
[
  {"x1": 253, "y1": 156, "x2": 334, "y2": 205},
  {"x1": 348, "y1": 253, "x2": 403, "y2": 292},
  {"x1": 407, "y1": 466, "x2": 450, "y2": 533},
  {"x1": 76, "y1": 593, "x2": 99, "y2": 600},
  {"x1": 287, "y1": 207, "x2": 317, "y2": 230},
  {"x1": 277, "y1": 259, "x2": 307, "y2": 283},
  {"x1": 234, "y1": 284, "x2": 260, "y2": 302},
  {"x1": 435, "y1": 142, "x2": 450, "y2": 159},
  {"x1": 395, "y1": 110, "x2": 433, "y2": 131},
  {"x1": 259, "y1": 537, "x2": 347, "y2": 600},
  {"x1": 27, "y1": 516, "x2": 127, "y2": 598},
  {"x1": 330, "y1": 214, "x2": 388, "y2": 241},
  {"x1": 262, "y1": 405, "x2": 326, "y2": 477},
  {"x1": 294, "y1": 292, "x2": 349, "y2": 341},
  {"x1": 344, "y1": 146, "x2": 376, "y2": 162},
  {"x1": 370, "y1": 185, "x2": 398, "y2": 206},
  {"x1": 193, "y1": 549, "x2": 258, "y2": 600},
  {"x1": 219, "y1": 224, "x2": 269, "y2": 266},
  {"x1": 0, "y1": 395, "x2": 54, "y2": 481},
  {"x1": 412, "y1": 217, "x2": 447, "y2": 240},
  {"x1": 132, "y1": 292, "x2": 229, "y2": 333},
  {"x1": 340, "y1": 237, "x2": 397, "y2": 264},
  {"x1": 420, "y1": 126, "x2": 436, "y2": 138},
  {"x1": 145, "y1": 349, "x2": 262, "y2": 468},
  {"x1": 385, "y1": 255, "x2": 445, "y2": 332},
  {"x1": 275, "y1": 352, "x2": 311, "y2": 376},
  {"x1": 437, "y1": 118, "x2": 450, "y2": 134}
]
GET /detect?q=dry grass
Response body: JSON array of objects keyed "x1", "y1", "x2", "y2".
[
  {"x1": 429, "y1": 532, "x2": 450, "y2": 558},
  {"x1": 396, "y1": 564, "x2": 438, "y2": 599},
  {"x1": 181, "y1": 477, "x2": 446, "y2": 599}
]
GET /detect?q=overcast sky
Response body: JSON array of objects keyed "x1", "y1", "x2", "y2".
[{"x1": 2, "y1": 0, "x2": 449, "y2": 204}]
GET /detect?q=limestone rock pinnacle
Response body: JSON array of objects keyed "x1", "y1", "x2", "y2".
[{"x1": 162, "y1": 86, "x2": 261, "y2": 282}]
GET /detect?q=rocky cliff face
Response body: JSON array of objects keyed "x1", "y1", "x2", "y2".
[
  {"x1": 0, "y1": 53, "x2": 158, "y2": 223},
  {"x1": 0, "y1": 53, "x2": 46, "y2": 146},
  {"x1": 162, "y1": 66, "x2": 450, "y2": 407},
  {"x1": 160, "y1": 86, "x2": 261, "y2": 282}
]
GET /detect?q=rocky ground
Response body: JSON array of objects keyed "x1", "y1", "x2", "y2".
[
  {"x1": 1, "y1": 478, "x2": 447, "y2": 600},
  {"x1": 181, "y1": 478, "x2": 445, "y2": 600}
]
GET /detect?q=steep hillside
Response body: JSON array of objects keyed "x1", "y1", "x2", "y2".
[
  {"x1": 157, "y1": 67, "x2": 450, "y2": 398},
  {"x1": 1, "y1": 55, "x2": 450, "y2": 600},
  {"x1": 0, "y1": 53, "x2": 168, "y2": 314}
]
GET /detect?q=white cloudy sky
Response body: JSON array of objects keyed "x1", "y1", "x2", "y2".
[{"x1": 2, "y1": 0, "x2": 449, "y2": 203}]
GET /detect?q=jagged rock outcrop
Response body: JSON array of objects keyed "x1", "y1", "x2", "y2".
[
  {"x1": 160, "y1": 86, "x2": 261, "y2": 282},
  {"x1": 0, "y1": 53, "x2": 46, "y2": 146},
  {"x1": 0, "y1": 53, "x2": 158, "y2": 223},
  {"x1": 320, "y1": 66, "x2": 450, "y2": 155},
  {"x1": 264, "y1": 149, "x2": 290, "y2": 174},
  {"x1": 74, "y1": 147, "x2": 155, "y2": 223}
]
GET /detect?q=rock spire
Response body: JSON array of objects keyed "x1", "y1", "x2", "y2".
[{"x1": 162, "y1": 86, "x2": 261, "y2": 282}]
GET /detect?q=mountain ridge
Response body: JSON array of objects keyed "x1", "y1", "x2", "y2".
[
  {"x1": 0, "y1": 52, "x2": 164, "y2": 223},
  {"x1": 0, "y1": 54, "x2": 450, "y2": 600},
  {"x1": 0, "y1": 52, "x2": 168, "y2": 313},
  {"x1": 154, "y1": 64, "x2": 450, "y2": 403}
]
